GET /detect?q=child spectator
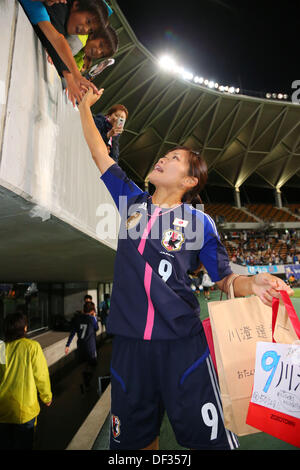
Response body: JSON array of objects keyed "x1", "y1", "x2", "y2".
[
  {"x1": 18, "y1": 0, "x2": 112, "y2": 106},
  {"x1": 0, "y1": 313, "x2": 52, "y2": 450},
  {"x1": 93, "y1": 103, "x2": 129, "y2": 162},
  {"x1": 74, "y1": 25, "x2": 119, "y2": 72}
]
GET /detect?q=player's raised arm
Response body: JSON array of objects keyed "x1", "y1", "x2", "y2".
[{"x1": 78, "y1": 88, "x2": 116, "y2": 174}]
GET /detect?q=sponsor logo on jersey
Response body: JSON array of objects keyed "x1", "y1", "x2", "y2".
[
  {"x1": 173, "y1": 217, "x2": 189, "y2": 228},
  {"x1": 126, "y1": 211, "x2": 142, "y2": 230},
  {"x1": 161, "y1": 229, "x2": 185, "y2": 252},
  {"x1": 112, "y1": 415, "x2": 121, "y2": 439}
]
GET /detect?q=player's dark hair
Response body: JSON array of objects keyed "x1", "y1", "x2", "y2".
[
  {"x1": 83, "y1": 301, "x2": 96, "y2": 314},
  {"x1": 84, "y1": 294, "x2": 92, "y2": 301},
  {"x1": 167, "y1": 146, "x2": 208, "y2": 207},
  {"x1": 4, "y1": 313, "x2": 28, "y2": 342},
  {"x1": 75, "y1": 0, "x2": 110, "y2": 29}
]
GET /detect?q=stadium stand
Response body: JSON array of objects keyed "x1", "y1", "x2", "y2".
[
  {"x1": 204, "y1": 203, "x2": 257, "y2": 223},
  {"x1": 221, "y1": 229, "x2": 300, "y2": 267},
  {"x1": 287, "y1": 204, "x2": 300, "y2": 218},
  {"x1": 246, "y1": 204, "x2": 299, "y2": 222}
]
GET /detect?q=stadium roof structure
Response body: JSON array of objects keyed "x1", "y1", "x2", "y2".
[{"x1": 93, "y1": 1, "x2": 300, "y2": 193}]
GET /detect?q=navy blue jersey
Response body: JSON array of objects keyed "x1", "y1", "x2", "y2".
[
  {"x1": 66, "y1": 313, "x2": 99, "y2": 359},
  {"x1": 100, "y1": 164, "x2": 232, "y2": 340}
]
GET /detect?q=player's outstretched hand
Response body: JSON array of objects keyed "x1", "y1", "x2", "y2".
[
  {"x1": 252, "y1": 272, "x2": 294, "y2": 307},
  {"x1": 79, "y1": 87, "x2": 104, "y2": 109}
]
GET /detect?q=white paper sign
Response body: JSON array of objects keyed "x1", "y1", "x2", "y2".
[{"x1": 251, "y1": 342, "x2": 300, "y2": 420}]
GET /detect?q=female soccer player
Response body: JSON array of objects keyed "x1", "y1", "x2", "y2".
[{"x1": 78, "y1": 88, "x2": 294, "y2": 451}]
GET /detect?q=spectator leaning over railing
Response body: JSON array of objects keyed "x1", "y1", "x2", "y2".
[
  {"x1": 74, "y1": 24, "x2": 119, "y2": 72},
  {"x1": 0, "y1": 313, "x2": 52, "y2": 450},
  {"x1": 17, "y1": 0, "x2": 113, "y2": 106},
  {"x1": 48, "y1": 24, "x2": 118, "y2": 72}
]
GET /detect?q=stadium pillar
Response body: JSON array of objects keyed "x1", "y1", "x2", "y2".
[
  {"x1": 234, "y1": 188, "x2": 241, "y2": 208},
  {"x1": 274, "y1": 188, "x2": 282, "y2": 208}
]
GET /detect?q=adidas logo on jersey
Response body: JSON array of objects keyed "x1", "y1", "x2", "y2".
[{"x1": 138, "y1": 202, "x2": 147, "y2": 211}]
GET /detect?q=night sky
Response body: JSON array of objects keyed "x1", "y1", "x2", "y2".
[{"x1": 118, "y1": 0, "x2": 299, "y2": 96}]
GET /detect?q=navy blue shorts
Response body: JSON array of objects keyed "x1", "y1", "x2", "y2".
[{"x1": 109, "y1": 330, "x2": 239, "y2": 450}]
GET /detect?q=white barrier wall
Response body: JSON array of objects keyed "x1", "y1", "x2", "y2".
[
  {"x1": 0, "y1": 1, "x2": 17, "y2": 147},
  {"x1": 0, "y1": 1, "x2": 119, "y2": 251}
]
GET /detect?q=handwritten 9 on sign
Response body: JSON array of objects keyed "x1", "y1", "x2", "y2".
[
  {"x1": 252, "y1": 343, "x2": 300, "y2": 418},
  {"x1": 260, "y1": 346, "x2": 300, "y2": 395}
]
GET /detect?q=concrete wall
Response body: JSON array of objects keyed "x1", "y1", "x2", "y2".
[{"x1": 0, "y1": 1, "x2": 119, "y2": 252}]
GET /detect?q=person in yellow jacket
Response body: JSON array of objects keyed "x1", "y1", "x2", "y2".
[{"x1": 0, "y1": 313, "x2": 52, "y2": 450}]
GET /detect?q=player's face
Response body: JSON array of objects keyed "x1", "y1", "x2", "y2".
[
  {"x1": 67, "y1": 9, "x2": 99, "y2": 36},
  {"x1": 148, "y1": 149, "x2": 191, "y2": 189}
]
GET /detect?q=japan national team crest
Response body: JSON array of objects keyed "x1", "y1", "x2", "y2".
[
  {"x1": 112, "y1": 415, "x2": 121, "y2": 439},
  {"x1": 161, "y1": 229, "x2": 185, "y2": 252}
]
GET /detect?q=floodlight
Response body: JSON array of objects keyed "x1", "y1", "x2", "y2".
[
  {"x1": 159, "y1": 55, "x2": 177, "y2": 71},
  {"x1": 174, "y1": 65, "x2": 184, "y2": 75},
  {"x1": 182, "y1": 70, "x2": 193, "y2": 80}
]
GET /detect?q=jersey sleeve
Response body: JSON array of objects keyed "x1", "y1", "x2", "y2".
[
  {"x1": 100, "y1": 164, "x2": 145, "y2": 212},
  {"x1": 66, "y1": 318, "x2": 77, "y2": 347},
  {"x1": 198, "y1": 214, "x2": 232, "y2": 282},
  {"x1": 18, "y1": 0, "x2": 50, "y2": 25}
]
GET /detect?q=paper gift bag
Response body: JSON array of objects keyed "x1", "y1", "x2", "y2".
[
  {"x1": 246, "y1": 291, "x2": 300, "y2": 447},
  {"x1": 208, "y1": 288, "x2": 299, "y2": 437}
]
